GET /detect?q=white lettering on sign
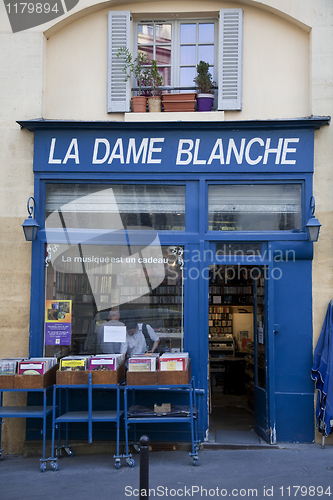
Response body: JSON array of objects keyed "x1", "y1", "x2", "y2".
[
  {"x1": 176, "y1": 137, "x2": 299, "y2": 165},
  {"x1": 92, "y1": 138, "x2": 164, "y2": 164},
  {"x1": 48, "y1": 138, "x2": 80, "y2": 164},
  {"x1": 48, "y1": 137, "x2": 300, "y2": 166}
]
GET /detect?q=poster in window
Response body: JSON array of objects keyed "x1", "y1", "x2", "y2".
[{"x1": 44, "y1": 300, "x2": 72, "y2": 345}]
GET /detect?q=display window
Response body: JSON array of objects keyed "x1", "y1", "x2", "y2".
[
  {"x1": 208, "y1": 183, "x2": 302, "y2": 231},
  {"x1": 43, "y1": 243, "x2": 184, "y2": 357}
]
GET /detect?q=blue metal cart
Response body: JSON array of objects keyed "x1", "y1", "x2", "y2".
[
  {"x1": 124, "y1": 378, "x2": 200, "y2": 466},
  {"x1": 0, "y1": 386, "x2": 54, "y2": 472},
  {"x1": 50, "y1": 372, "x2": 124, "y2": 469}
]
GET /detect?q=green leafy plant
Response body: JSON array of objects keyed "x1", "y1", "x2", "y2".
[
  {"x1": 193, "y1": 60, "x2": 215, "y2": 94},
  {"x1": 117, "y1": 47, "x2": 150, "y2": 96},
  {"x1": 147, "y1": 59, "x2": 163, "y2": 97}
]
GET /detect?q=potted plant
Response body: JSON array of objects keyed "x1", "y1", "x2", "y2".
[
  {"x1": 193, "y1": 60, "x2": 215, "y2": 112},
  {"x1": 117, "y1": 48, "x2": 150, "y2": 112},
  {"x1": 147, "y1": 59, "x2": 163, "y2": 112}
]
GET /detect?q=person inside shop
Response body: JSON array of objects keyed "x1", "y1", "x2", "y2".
[
  {"x1": 97, "y1": 309, "x2": 127, "y2": 354},
  {"x1": 125, "y1": 320, "x2": 160, "y2": 356}
]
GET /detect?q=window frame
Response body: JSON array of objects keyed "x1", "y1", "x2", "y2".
[{"x1": 134, "y1": 18, "x2": 218, "y2": 91}]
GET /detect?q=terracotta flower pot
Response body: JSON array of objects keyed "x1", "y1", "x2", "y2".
[
  {"x1": 162, "y1": 92, "x2": 196, "y2": 102},
  {"x1": 163, "y1": 100, "x2": 196, "y2": 112},
  {"x1": 131, "y1": 96, "x2": 147, "y2": 113}
]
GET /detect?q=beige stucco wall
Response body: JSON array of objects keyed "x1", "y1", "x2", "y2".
[
  {"x1": 0, "y1": 0, "x2": 332, "y2": 452},
  {"x1": 42, "y1": 1, "x2": 311, "y2": 120}
]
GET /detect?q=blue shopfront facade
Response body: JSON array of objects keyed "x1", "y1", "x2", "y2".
[{"x1": 20, "y1": 117, "x2": 329, "y2": 444}]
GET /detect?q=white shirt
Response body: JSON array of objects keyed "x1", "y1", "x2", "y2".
[{"x1": 125, "y1": 323, "x2": 159, "y2": 356}]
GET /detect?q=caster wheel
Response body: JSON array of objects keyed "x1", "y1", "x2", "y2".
[
  {"x1": 65, "y1": 448, "x2": 74, "y2": 457},
  {"x1": 133, "y1": 444, "x2": 140, "y2": 453},
  {"x1": 126, "y1": 458, "x2": 135, "y2": 468},
  {"x1": 50, "y1": 461, "x2": 58, "y2": 471},
  {"x1": 193, "y1": 458, "x2": 198, "y2": 466},
  {"x1": 40, "y1": 463, "x2": 46, "y2": 473},
  {"x1": 56, "y1": 449, "x2": 62, "y2": 459},
  {"x1": 115, "y1": 461, "x2": 120, "y2": 469}
]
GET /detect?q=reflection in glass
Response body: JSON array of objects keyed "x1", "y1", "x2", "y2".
[
  {"x1": 44, "y1": 244, "x2": 184, "y2": 357},
  {"x1": 208, "y1": 184, "x2": 302, "y2": 231},
  {"x1": 156, "y1": 24, "x2": 171, "y2": 43},
  {"x1": 156, "y1": 46, "x2": 171, "y2": 65},
  {"x1": 198, "y1": 24, "x2": 214, "y2": 43},
  {"x1": 45, "y1": 184, "x2": 185, "y2": 231},
  {"x1": 180, "y1": 67, "x2": 196, "y2": 86},
  {"x1": 181, "y1": 24, "x2": 196, "y2": 43},
  {"x1": 180, "y1": 46, "x2": 196, "y2": 65},
  {"x1": 160, "y1": 67, "x2": 171, "y2": 86},
  {"x1": 138, "y1": 46, "x2": 153, "y2": 62},
  {"x1": 198, "y1": 46, "x2": 214, "y2": 65},
  {"x1": 138, "y1": 24, "x2": 154, "y2": 44}
]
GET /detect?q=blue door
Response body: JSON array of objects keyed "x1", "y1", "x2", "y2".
[{"x1": 272, "y1": 256, "x2": 314, "y2": 442}]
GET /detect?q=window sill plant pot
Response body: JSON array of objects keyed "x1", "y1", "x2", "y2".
[
  {"x1": 162, "y1": 92, "x2": 196, "y2": 111},
  {"x1": 147, "y1": 59, "x2": 163, "y2": 112},
  {"x1": 197, "y1": 93, "x2": 214, "y2": 112},
  {"x1": 132, "y1": 95, "x2": 147, "y2": 112},
  {"x1": 194, "y1": 60, "x2": 215, "y2": 112},
  {"x1": 117, "y1": 47, "x2": 150, "y2": 113}
]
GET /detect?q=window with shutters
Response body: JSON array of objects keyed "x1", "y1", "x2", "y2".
[{"x1": 107, "y1": 9, "x2": 243, "y2": 113}]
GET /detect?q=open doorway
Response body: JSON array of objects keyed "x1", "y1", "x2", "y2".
[{"x1": 208, "y1": 264, "x2": 266, "y2": 444}]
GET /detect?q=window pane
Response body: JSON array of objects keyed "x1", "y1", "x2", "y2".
[
  {"x1": 181, "y1": 24, "x2": 196, "y2": 43},
  {"x1": 198, "y1": 46, "x2": 214, "y2": 65},
  {"x1": 156, "y1": 46, "x2": 171, "y2": 65},
  {"x1": 198, "y1": 23, "x2": 214, "y2": 44},
  {"x1": 138, "y1": 24, "x2": 154, "y2": 44},
  {"x1": 208, "y1": 184, "x2": 302, "y2": 231},
  {"x1": 180, "y1": 66, "x2": 196, "y2": 86},
  {"x1": 160, "y1": 67, "x2": 171, "y2": 86},
  {"x1": 44, "y1": 244, "x2": 184, "y2": 356},
  {"x1": 138, "y1": 46, "x2": 153, "y2": 62},
  {"x1": 156, "y1": 24, "x2": 171, "y2": 44},
  {"x1": 45, "y1": 184, "x2": 185, "y2": 231},
  {"x1": 180, "y1": 45, "x2": 196, "y2": 65}
]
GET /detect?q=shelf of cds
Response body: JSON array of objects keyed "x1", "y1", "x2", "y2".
[{"x1": 0, "y1": 357, "x2": 58, "y2": 471}]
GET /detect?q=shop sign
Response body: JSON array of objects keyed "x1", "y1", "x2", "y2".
[{"x1": 34, "y1": 129, "x2": 314, "y2": 174}]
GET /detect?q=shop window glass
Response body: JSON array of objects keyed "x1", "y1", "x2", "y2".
[
  {"x1": 208, "y1": 184, "x2": 302, "y2": 231},
  {"x1": 44, "y1": 244, "x2": 184, "y2": 357},
  {"x1": 45, "y1": 184, "x2": 185, "y2": 231}
]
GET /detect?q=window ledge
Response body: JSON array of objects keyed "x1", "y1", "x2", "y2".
[{"x1": 124, "y1": 111, "x2": 225, "y2": 122}]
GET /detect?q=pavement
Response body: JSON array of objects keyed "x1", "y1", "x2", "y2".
[{"x1": 1, "y1": 443, "x2": 333, "y2": 500}]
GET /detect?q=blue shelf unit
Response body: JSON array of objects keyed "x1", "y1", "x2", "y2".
[
  {"x1": 124, "y1": 378, "x2": 200, "y2": 466},
  {"x1": 0, "y1": 386, "x2": 55, "y2": 472},
  {"x1": 51, "y1": 373, "x2": 125, "y2": 469}
]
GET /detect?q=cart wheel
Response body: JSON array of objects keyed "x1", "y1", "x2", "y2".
[
  {"x1": 115, "y1": 461, "x2": 121, "y2": 469},
  {"x1": 65, "y1": 448, "x2": 74, "y2": 457},
  {"x1": 126, "y1": 458, "x2": 135, "y2": 468},
  {"x1": 50, "y1": 461, "x2": 58, "y2": 471},
  {"x1": 133, "y1": 444, "x2": 140, "y2": 453},
  {"x1": 56, "y1": 449, "x2": 62, "y2": 459},
  {"x1": 40, "y1": 463, "x2": 46, "y2": 473},
  {"x1": 193, "y1": 457, "x2": 198, "y2": 466}
]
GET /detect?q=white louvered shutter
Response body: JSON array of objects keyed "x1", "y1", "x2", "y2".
[
  {"x1": 107, "y1": 11, "x2": 131, "y2": 113},
  {"x1": 218, "y1": 9, "x2": 243, "y2": 111}
]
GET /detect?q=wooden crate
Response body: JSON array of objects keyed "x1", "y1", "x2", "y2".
[
  {"x1": 56, "y1": 369, "x2": 88, "y2": 385},
  {"x1": 126, "y1": 371, "x2": 159, "y2": 386},
  {"x1": 158, "y1": 359, "x2": 192, "y2": 385},
  {"x1": 91, "y1": 362, "x2": 125, "y2": 385},
  {"x1": 14, "y1": 364, "x2": 58, "y2": 389},
  {"x1": 56, "y1": 362, "x2": 125, "y2": 386},
  {"x1": 0, "y1": 375, "x2": 14, "y2": 389}
]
